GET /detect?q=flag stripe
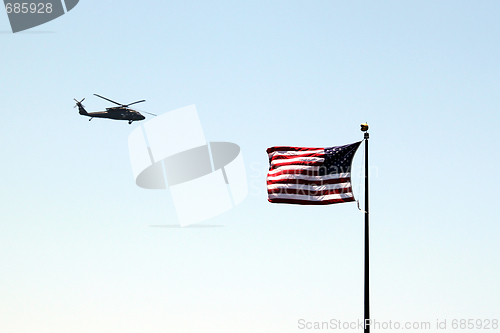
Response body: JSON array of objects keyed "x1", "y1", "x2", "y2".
[
  {"x1": 267, "y1": 183, "x2": 351, "y2": 191},
  {"x1": 271, "y1": 157, "x2": 325, "y2": 168},
  {"x1": 268, "y1": 149, "x2": 324, "y2": 159},
  {"x1": 267, "y1": 176, "x2": 351, "y2": 186},
  {"x1": 271, "y1": 152, "x2": 326, "y2": 160},
  {"x1": 267, "y1": 197, "x2": 355, "y2": 205},
  {"x1": 268, "y1": 165, "x2": 320, "y2": 174},
  {"x1": 268, "y1": 192, "x2": 354, "y2": 201},
  {"x1": 267, "y1": 146, "x2": 323, "y2": 154},
  {"x1": 268, "y1": 192, "x2": 355, "y2": 205},
  {"x1": 268, "y1": 187, "x2": 352, "y2": 197},
  {"x1": 267, "y1": 172, "x2": 350, "y2": 182}
]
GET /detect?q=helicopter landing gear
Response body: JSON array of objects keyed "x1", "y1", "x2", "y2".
[
  {"x1": 89, "y1": 117, "x2": 92, "y2": 121},
  {"x1": 128, "y1": 120, "x2": 133, "y2": 124}
]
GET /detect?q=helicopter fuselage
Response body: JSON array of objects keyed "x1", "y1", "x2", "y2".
[{"x1": 84, "y1": 108, "x2": 146, "y2": 121}]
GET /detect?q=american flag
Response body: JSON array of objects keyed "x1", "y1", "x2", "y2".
[{"x1": 266, "y1": 141, "x2": 362, "y2": 205}]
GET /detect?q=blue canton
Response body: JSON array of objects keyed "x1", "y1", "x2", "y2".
[{"x1": 319, "y1": 141, "x2": 362, "y2": 175}]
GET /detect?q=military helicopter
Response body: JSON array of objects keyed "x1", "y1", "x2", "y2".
[{"x1": 74, "y1": 94, "x2": 156, "y2": 124}]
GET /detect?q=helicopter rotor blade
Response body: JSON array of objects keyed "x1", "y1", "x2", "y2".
[
  {"x1": 124, "y1": 100, "x2": 146, "y2": 107},
  {"x1": 131, "y1": 108, "x2": 157, "y2": 116},
  {"x1": 93, "y1": 94, "x2": 122, "y2": 106}
]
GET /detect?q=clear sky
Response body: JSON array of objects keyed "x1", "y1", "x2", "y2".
[{"x1": 1, "y1": 1, "x2": 499, "y2": 332}]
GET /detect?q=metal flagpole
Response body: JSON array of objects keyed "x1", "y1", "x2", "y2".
[{"x1": 361, "y1": 123, "x2": 370, "y2": 333}]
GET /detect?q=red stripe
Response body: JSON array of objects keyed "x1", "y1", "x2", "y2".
[
  {"x1": 267, "y1": 168, "x2": 322, "y2": 177},
  {"x1": 266, "y1": 146, "x2": 323, "y2": 154},
  {"x1": 270, "y1": 160, "x2": 323, "y2": 169},
  {"x1": 271, "y1": 152, "x2": 326, "y2": 160},
  {"x1": 267, "y1": 187, "x2": 352, "y2": 196},
  {"x1": 267, "y1": 177, "x2": 350, "y2": 186},
  {"x1": 268, "y1": 197, "x2": 356, "y2": 205}
]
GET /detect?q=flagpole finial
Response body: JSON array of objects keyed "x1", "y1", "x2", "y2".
[{"x1": 360, "y1": 123, "x2": 369, "y2": 132}]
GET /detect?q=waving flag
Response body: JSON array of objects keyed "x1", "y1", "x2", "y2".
[{"x1": 266, "y1": 141, "x2": 362, "y2": 205}]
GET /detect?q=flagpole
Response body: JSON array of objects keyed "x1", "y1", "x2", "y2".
[{"x1": 361, "y1": 123, "x2": 370, "y2": 333}]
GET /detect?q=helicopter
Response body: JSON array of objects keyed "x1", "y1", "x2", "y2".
[{"x1": 74, "y1": 94, "x2": 157, "y2": 124}]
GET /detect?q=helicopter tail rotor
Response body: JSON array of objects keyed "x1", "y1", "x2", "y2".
[
  {"x1": 73, "y1": 98, "x2": 85, "y2": 107},
  {"x1": 74, "y1": 98, "x2": 87, "y2": 115}
]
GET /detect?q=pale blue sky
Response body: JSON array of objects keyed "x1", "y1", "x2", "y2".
[{"x1": 1, "y1": 1, "x2": 499, "y2": 332}]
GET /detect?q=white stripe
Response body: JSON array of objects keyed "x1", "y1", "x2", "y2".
[
  {"x1": 271, "y1": 156, "x2": 324, "y2": 167},
  {"x1": 267, "y1": 172, "x2": 351, "y2": 182},
  {"x1": 267, "y1": 165, "x2": 319, "y2": 175},
  {"x1": 268, "y1": 149, "x2": 324, "y2": 159},
  {"x1": 268, "y1": 192, "x2": 354, "y2": 201},
  {"x1": 267, "y1": 182, "x2": 351, "y2": 192}
]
